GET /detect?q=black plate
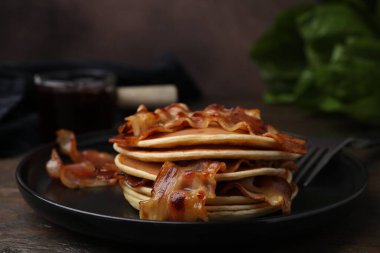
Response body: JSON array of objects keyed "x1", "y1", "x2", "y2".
[{"x1": 16, "y1": 132, "x2": 368, "y2": 244}]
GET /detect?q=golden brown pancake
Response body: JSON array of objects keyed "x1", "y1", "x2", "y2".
[
  {"x1": 133, "y1": 127, "x2": 277, "y2": 148},
  {"x1": 120, "y1": 180, "x2": 260, "y2": 205},
  {"x1": 115, "y1": 154, "x2": 292, "y2": 182},
  {"x1": 121, "y1": 184, "x2": 296, "y2": 220},
  {"x1": 110, "y1": 103, "x2": 306, "y2": 221},
  {"x1": 114, "y1": 143, "x2": 301, "y2": 162}
]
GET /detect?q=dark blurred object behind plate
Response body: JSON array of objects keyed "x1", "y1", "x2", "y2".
[
  {"x1": 16, "y1": 131, "x2": 368, "y2": 244},
  {"x1": 0, "y1": 54, "x2": 201, "y2": 157}
]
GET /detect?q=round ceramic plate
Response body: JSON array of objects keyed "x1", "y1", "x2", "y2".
[{"x1": 16, "y1": 132, "x2": 368, "y2": 244}]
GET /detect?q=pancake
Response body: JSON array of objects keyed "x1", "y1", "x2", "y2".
[
  {"x1": 122, "y1": 185, "x2": 290, "y2": 220},
  {"x1": 133, "y1": 127, "x2": 277, "y2": 148},
  {"x1": 110, "y1": 103, "x2": 306, "y2": 221},
  {"x1": 123, "y1": 187, "x2": 276, "y2": 212},
  {"x1": 121, "y1": 175, "x2": 298, "y2": 218},
  {"x1": 120, "y1": 180, "x2": 261, "y2": 205},
  {"x1": 115, "y1": 154, "x2": 292, "y2": 182},
  {"x1": 122, "y1": 183, "x2": 152, "y2": 196},
  {"x1": 114, "y1": 143, "x2": 301, "y2": 162}
]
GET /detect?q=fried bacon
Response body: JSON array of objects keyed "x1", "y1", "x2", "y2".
[
  {"x1": 122, "y1": 174, "x2": 152, "y2": 188},
  {"x1": 263, "y1": 133, "x2": 307, "y2": 155},
  {"x1": 139, "y1": 160, "x2": 226, "y2": 221},
  {"x1": 224, "y1": 159, "x2": 298, "y2": 173},
  {"x1": 46, "y1": 149, "x2": 63, "y2": 179},
  {"x1": 46, "y1": 129, "x2": 119, "y2": 189},
  {"x1": 112, "y1": 103, "x2": 265, "y2": 139},
  {"x1": 219, "y1": 176, "x2": 295, "y2": 214},
  {"x1": 56, "y1": 129, "x2": 81, "y2": 162},
  {"x1": 59, "y1": 161, "x2": 118, "y2": 188},
  {"x1": 109, "y1": 103, "x2": 307, "y2": 154}
]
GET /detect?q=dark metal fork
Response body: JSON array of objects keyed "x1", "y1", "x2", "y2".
[{"x1": 294, "y1": 137, "x2": 380, "y2": 187}]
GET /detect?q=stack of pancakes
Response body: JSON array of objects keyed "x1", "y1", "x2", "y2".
[{"x1": 110, "y1": 103, "x2": 306, "y2": 221}]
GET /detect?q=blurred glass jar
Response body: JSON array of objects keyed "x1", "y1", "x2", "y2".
[{"x1": 34, "y1": 69, "x2": 116, "y2": 141}]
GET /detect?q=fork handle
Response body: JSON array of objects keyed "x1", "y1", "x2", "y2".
[{"x1": 349, "y1": 137, "x2": 380, "y2": 149}]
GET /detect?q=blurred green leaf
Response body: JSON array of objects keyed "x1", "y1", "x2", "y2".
[
  {"x1": 251, "y1": 0, "x2": 380, "y2": 125},
  {"x1": 251, "y1": 5, "x2": 311, "y2": 102},
  {"x1": 297, "y1": 3, "x2": 374, "y2": 66},
  {"x1": 295, "y1": 37, "x2": 380, "y2": 124}
]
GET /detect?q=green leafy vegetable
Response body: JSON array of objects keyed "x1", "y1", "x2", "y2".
[
  {"x1": 251, "y1": 5, "x2": 311, "y2": 103},
  {"x1": 251, "y1": 0, "x2": 380, "y2": 125}
]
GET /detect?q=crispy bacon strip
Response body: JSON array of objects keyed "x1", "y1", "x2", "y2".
[
  {"x1": 224, "y1": 159, "x2": 298, "y2": 173},
  {"x1": 122, "y1": 174, "x2": 152, "y2": 188},
  {"x1": 56, "y1": 129, "x2": 81, "y2": 162},
  {"x1": 263, "y1": 133, "x2": 307, "y2": 155},
  {"x1": 112, "y1": 103, "x2": 265, "y2": 140},
  {"x1": 139, "y1": 160, "x2": 226, "y2": 221},
  {"x1": 109, "y1": 103, "x2": 307, "y2": 154},
  {"x1": 219, "y1": 176, "x2": 295, "y2": 214},
  {"x1": 46, "y1": 149, "x2": 63, "y2": 179},
  {"x1": 80, "y1": 150, "x2": 115, "y2": 167},
  {"x1": 46, "y1": 129, "x2": 119, "y2": 189},
  {"x1": 59, "y1": 161, "x2": 118, "y2": 189}
]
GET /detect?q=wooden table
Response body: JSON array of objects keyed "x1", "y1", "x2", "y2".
[{"x1": 1, "y1": 101, "x2": 380, "y2": 253}]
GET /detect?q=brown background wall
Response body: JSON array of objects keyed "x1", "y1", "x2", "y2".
[{"x1": 0, "y1": 0, "x2": 309, "y2": 101}]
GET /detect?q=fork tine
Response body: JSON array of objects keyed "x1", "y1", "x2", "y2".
[
  {"x1": 294, "y1": 147, "x2": 328, "y2": 184},
  {"x1": 296, "y1": 146, "x2": 317, "y2": 168},
  {"x1": 302, "y1": 138, "x2": 354, "y2": 187}
]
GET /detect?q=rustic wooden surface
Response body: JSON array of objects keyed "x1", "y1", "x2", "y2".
[{"x1": 1, "y1": 100, "x2": 380, "y2": 253}]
